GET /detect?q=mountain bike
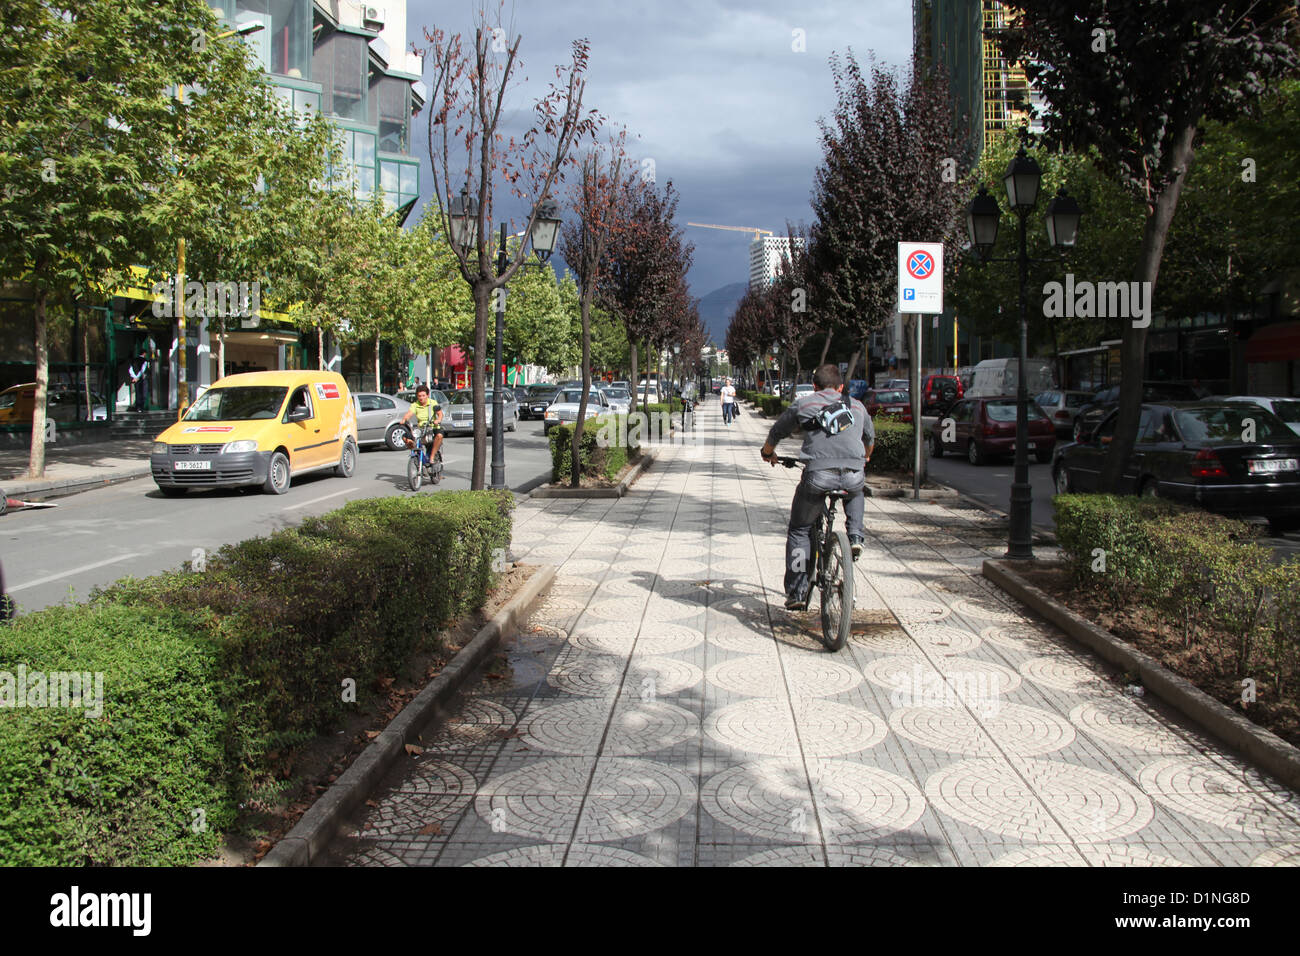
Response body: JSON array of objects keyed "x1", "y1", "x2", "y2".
[
  {"x1": 405, "y1": 426, "x2": 444, "y2": 491},
  {"x1": 777, "y1": 457, "x2": 854, "y2": 651}
]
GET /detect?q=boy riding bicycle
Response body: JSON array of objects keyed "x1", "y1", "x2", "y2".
[
  {"x1": 761, "y1": 364, "x2": 874, "y2": 610},
  {"x1": 400, "y1": 385, "x2": 444, "y2": 462}
]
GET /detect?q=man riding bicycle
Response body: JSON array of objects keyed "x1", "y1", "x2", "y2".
[
  {"x1": 761, "y1": 364, "x2": 874, "y2": 610},
  {"x1": 400, "y1": 385, "x2": 444, "y2": 462}
]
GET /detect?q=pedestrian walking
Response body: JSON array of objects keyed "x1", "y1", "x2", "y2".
[
  {"x1": 128, "y1": 351, "x2": 150, "y2": 412},
  {"x1": 720, "y1": 378, "x2": 737, "y2": 425}
]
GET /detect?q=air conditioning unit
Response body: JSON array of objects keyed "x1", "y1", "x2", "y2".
[{"x1": 362, "y1": 5, "x2": 385, "y2": 29}]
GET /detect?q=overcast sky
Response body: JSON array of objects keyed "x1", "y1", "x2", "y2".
[{"x1": 405, "y1": 0, "x2": 914, "y2": 300}]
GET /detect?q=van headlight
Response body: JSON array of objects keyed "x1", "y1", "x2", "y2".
[
  {"x1": 221, "y1": 440, "x2": 258, "y2": 454},
  {"x1": 152, "y1": 442, "x2": 169, "y2": 455}
]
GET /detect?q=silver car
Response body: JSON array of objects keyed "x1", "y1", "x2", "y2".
[
  {"x1": 443, "y1": 388, "x2": 519, "y2": 435},
  {"x1": 543, "y1": 387, "x2": 611, "y2": 435},
  {"x1": 353, "y1": 392, "x2": 413, "y2": 450},
  {"x1": 1035, "y1": 389, "x2": 1095, "y2": 439},
  {"x1": 601, "y1": 385, "x2": 631, "y2": 413}
]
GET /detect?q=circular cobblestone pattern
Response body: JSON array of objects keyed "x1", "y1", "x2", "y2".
[
  {"x1": 520, "y1": 698, "x2": 699, "y2": 756},
  {"x1": 704, "y1": 698, "x2": 887, "y2": 757}
]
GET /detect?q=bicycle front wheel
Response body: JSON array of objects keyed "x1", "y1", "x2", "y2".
[
  {"x1": 407, "y1": 455, "x2": 423, "y2": 491},
  {"x1": 819, "y1": 529, "x2": 854, "y2": 651}
]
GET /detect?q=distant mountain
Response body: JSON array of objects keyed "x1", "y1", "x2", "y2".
[{"x1": 696, "y1": 281, "x2": 748, "y2": 345}]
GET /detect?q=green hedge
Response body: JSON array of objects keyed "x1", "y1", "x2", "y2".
[
  {"x1": 0, "y1": 492, "x2": 512, "y2": 865},
  {"x1": 1054, "y1": 493, "x2": 1299, "y2": 696},
  {"x1": 869, "y1": 419, "x2": 921, "y2": 474},
  {"x1": 549, "y1": 415, "x2": 635, "y2": 482}
]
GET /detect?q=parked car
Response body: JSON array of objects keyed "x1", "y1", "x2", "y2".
[
  {"x1": 865, "y1": 388, "x2": 913, "y2": 422},
  {"x1": 354, "y1": 392, "x2": 413, "y2": 450},
  {"x1": 965, "y1": 358, "x2": 1056, "y2": 399},
  {"x1": 442, "y1": 388, "x2": 519, "y2": 435},
  {"x1": 920, "y1": 373, "x2": 964, "y2": 415},
  {"x1": 1072, "y1": 381, "x2": 1203, "y2": 442},
  {"x1": 544, "y1": 387, "x2": 611, "y2": 435},
  {"x1": 636, "y1": 383, "x2": 660, "y2": 404},
  {"x1": 521, "y1": 384, "x2": 558, "y2": 420},
  {"x1": 611, "y1": 380, "x2": 630, "y2": 391},
  {"x1": 601, "y1": 385, "x2": 632, "y2": 413},
  {"x1": 1053, "y1": 401, "x2": 1300, "y2": 535},
  {"x1": 0, "y1": 383, "x2": 108, "y2": 425},
  {"x1": 1220, "y1": 396, "x2": 1300, "y2": 438},
  {"x1": 928, "y1": 395, "x2": 1056, "y2": 465},
  {"x1": 149, "y1": 370, "x2": 358, "y2": 496},
  {"x1": 879, "y1": 378, "x2": 910, "y2": 390},
  {"x1": 1035, "y1": 389, "x2": 1096, "y2": 439}
]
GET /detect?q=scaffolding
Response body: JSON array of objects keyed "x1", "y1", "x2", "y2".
[{"x1": 982, "y1": 2, "x2": 1030, "y2": 152}]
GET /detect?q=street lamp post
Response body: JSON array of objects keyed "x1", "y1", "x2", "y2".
[{"x1": 965, "y1": 138, "x2": 1082, "y2": 560}]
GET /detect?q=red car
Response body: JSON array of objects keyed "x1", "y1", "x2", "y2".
[
  {"x1": 865, "y1": 388, "x2": 913, "y2": 422},
  {"x1": 927, "y1": 395, "x2": 1056, "y2": 465},
  {"x1": 921, "y1": 374, "x2": 963, "y2": 414}
]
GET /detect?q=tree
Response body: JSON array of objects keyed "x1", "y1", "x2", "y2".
[
  {"x1": 0, "y1": 0, "x2": 265, "y2": 478},
  {"x1": 419, "y1": 3, "x2": 598, "y2": 488},
  {"x1": 561, "y1": 130, "x2": 632, "y2": 485},
  {"x1": 810, "y1": 51, "x2": 965, "y2": 390},
  {"x1": 1002, "y1": 1, "x2": 1298, "y2": 491}
]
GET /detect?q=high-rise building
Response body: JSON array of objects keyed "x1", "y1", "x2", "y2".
[{"x1": 749, "y1": 237, "x2": 805, "y2": 290}]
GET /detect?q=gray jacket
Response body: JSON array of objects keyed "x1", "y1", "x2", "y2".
[{"x1": 766, "y1": 388, "x2": 873, "y2": 471}]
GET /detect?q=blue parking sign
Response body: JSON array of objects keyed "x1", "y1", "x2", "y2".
[{"x1": 903, "y1": 288, "x2": 916, "y2": 301}]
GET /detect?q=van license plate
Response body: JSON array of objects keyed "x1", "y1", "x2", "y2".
[
  {"x1": 1248, "y1": 458, "x2": 1298, "y2": 474},
  {"x1": 1027, "y1": 442, "x2": 1036, "y2": 450},
  {"x1": 174, "y1": 460, "x2": 211, "y2": 471}
]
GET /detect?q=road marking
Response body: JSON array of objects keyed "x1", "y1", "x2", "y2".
[
  {"x1": 282, "y1": 489, "x2": 355, "y2": 511},
  {"x1": 10, "y1": 552, "x2": 145, "y2": 592}
]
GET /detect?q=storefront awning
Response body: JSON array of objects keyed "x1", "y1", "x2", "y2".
[{"x1": 1245, "y1": 321, "x2": 1300, "y2": 363}]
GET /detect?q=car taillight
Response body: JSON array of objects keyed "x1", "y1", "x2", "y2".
[
  {"x1": 1055, "y1": 410, "x2": 1070, "y2": 419},
  {"x1": 1189, "y1": 448, "x2": 1227, "y2": 478}
]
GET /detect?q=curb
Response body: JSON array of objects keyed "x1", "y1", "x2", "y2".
[
  {"x1": 1, "y1": 467, "x2": 152, "y2": 502},
  {"x1": 864, "y1": 479, "x2": 959, "y2": 500},
  {"x1": 983, "y1": 558, "x2": 1300, "y2": 792},
  {"x1": 529, "y1": 451, "x2": 655, "y2": 499},
  {"x1": 258, "y1": 563, "x2": 558, "y2": 867}
]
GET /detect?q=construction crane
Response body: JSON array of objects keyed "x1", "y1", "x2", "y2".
[{"x1": 687, "y1": 223, "x2": 774, "y2": 241}]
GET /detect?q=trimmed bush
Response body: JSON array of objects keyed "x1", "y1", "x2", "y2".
[
  {"x1": 1052, "y1": 494, "x2": 1186, "y2": 594},
  {"x1": 0, "y1": 492, "x2": 512, "y2": 865},
  {"x1": 869, "y1": 418, "x2": 922, "y2": 474},
  {"x1": 549, "y1": 415, "x2": 636, "y2": 483}
]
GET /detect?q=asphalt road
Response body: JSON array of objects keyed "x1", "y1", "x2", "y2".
[{"x1": 2, "y1": 421, "x2": 557, "y2": 614}]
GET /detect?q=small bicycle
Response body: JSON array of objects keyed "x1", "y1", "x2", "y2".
[
  {"x1": 777, "y1": 457, "x2": 854, "y2": 651},
  {"x1": 405, "y1": 426, "x2": 444, "y2": 491}
]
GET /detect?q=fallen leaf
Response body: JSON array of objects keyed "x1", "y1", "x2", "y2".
[
  {"x1": 485, "y1": 672, "x2": 505, "y2": 680},
  {"x1": 404, "y1": 743, "x2": 424, "y2": 756},
  {"x1": 365, "y1": 799, "x2": 379, "y2": 808},
  {"x1": 365, "y1": 730, "x2": 381, "y2": 740},
  {"x1": 417, "y1": 823, "x2": 442, "y2": 836}
]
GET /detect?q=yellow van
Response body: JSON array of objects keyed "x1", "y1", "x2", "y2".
[{"x1": 149, "y1": 371, "x2": 358, "y2": 496}]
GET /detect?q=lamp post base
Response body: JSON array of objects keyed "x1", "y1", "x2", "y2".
[{"x1": 1006, "y1": 479, "x2": 1035, "y2": 560}]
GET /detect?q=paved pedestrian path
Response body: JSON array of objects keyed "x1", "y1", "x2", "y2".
[{"x1": 322, "y1": 398, "x2": 1300, "y2": 867}]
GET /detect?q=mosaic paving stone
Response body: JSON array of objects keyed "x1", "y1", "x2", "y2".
[
  {"x1": 519, "y1": 698, "x2": 699, "y2": 756},
  {"x1": 462, "y1": 844, "x2": 663, "y2": 867},
  {"x1": 890, "y1": 702, "x2": 1076, "y2": 757},
  {"x1": 704, "y1": 698, "x2": 888, "y2": 758},
  {"x1": 705, "y1": 655, "x2": 863, "y2": 698},
  {"x1": 1137, "y1": 757, "x2": 1300, "y2": 839}
]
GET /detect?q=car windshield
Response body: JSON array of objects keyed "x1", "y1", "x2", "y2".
[
  {"x1": 1066, "y1": 392, "x2": 1090, "y2": 407},
  {"x1": 604, "y1": 388, "x2": 630, "y2": 400},
  {"x1": 530, "y1": 386, "x2": 557, "y2": 397},
  {"x1": 986, "y1": 400, "x2": 1046, "y2": 422},
  {"x1": 450, "y1": 390, "x2": 503, "y2": 404},
  {"x1": 1270, "y1": 400, "x2": 1300, "y2": 424},
  {"x1": 556, "y1": 390, "x2": 594, "y2": 404},
  {"x1": 1175, "y1": 406, "x2": 1295, "y2": 443},
  {"x1": 184, "y1": 386, "x2": 286, "y2": 421},
  {"x1": 0, "y1": 392, "x2": 19, "y2": 410}
]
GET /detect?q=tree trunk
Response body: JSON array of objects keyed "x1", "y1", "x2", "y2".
[
  {"x1": 818, "y1": 327, "x2": 834, "y2": 367},
  {"x1": 471, "y1": 283, "x2": 490, "y2": 490},
  {"x1": 374, "y1": 332, "x2": 381, "y2": 393},
  {"x1": 629, "y1": 339, "x2": 639, "y2": 413},
  {"x1": 219, "y1": 328, "x2": 226, "y2": 380},
  {"x1": 571, "y1": 288, "x2": 594, "y2": 488},
  {"x1": 82, "y1": 317, "x2": 91, "y2": 423},
  {"x1": 317, "y1": 325, "x2": 324, "y2": 370},
  {"x1": 1099, "y1": 123, "x2": 1197, "y2": 492},
  {"x1": 27, "y1": 288, "x2": 49, "y2": 479}
]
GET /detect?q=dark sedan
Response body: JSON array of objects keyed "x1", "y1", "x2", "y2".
[
  {"x1": 1053, "y1": 402, "x2": 1300, "y2": 535},
  {"x1": 1072, "y1": 381, "x2": 1202, "y2": 442},
  {"x1": 928, "y1": 396, "x2": 1056, "y2": 465},
  {"x1": 521, "y1": 384, "x2": 558, "y2": 420}
]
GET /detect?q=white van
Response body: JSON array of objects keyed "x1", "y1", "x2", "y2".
[{"x1": 966, "y1": 358, "x2": 1057, "y2": 398}]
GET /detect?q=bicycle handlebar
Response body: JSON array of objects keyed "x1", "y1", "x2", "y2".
[{"x1": 776, "y1": 456, "x2": 802, "y2": 468}]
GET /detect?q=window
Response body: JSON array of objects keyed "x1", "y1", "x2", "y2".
[
  {"x1": 370, "y1": 76, "x2": 410, "y2": 153},
  {"x1": 314, "y1": 30, "x2": 367, "y2": 121},
  {"x1": 376, "y1": 397, "x2": 395, "y2": 410},
  {"x1": 358, "y1": 395, "x2": 381, "y2": 412},
  {"x1": 284, "y1": 385, "x2": 313, "y2": 420}
]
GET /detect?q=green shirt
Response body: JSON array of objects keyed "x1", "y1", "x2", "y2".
[{"x1": 412, "y1": 400, "x2": 440, "y2": 427}]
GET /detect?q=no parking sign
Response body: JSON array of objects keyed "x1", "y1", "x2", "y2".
[{"x1": 898, "y1": 242, "x2": 944, "y2": 314}]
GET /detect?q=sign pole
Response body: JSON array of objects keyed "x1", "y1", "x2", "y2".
[
  {"x1": 897, "y1": 241, "x2": 944, "y2": 505},
  {"x1": 913, "y1": 313, "x2": 922, "y2": 500}
]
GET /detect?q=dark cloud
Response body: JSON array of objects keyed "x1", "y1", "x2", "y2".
[{"x1": 405, "y1": 1, "x2": 912, "y2": 304}]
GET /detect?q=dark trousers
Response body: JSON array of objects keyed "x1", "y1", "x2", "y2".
[
  {"x1": 785, "y1": 467, "x2": 865, "y2": 599},
  {"x1": 134, "y1": 378, "x2": 149, "y2": 412}
]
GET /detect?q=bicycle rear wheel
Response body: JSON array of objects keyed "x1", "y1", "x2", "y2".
[
  {"x1": 407, "y1": 455, "x2": 423, "y2": 491},
  {"x1": 819, "y1": 529, "x2": 854, "y2": 651}
]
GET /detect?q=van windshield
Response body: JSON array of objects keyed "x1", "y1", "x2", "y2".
[{"x1": 184, "y1": 386, "x2": 287, "y2": 421}]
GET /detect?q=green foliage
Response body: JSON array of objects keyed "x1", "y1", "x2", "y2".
[
  {"x1": 868, "y1": 418, "x2": 920, "y2": 474},
  {"x1": 1053, "y1": 494, "x2": 1296, "y2": 686},
  {"x1": 0, "y1": 493, "x2": 511, "y2": 865},
  {"x1": 549, "y1": 415, "x2": 634, "y2": 482}
]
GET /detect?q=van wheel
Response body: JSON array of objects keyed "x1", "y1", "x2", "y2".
[
  {"x1": 335, "y1": 439, "x2": 356, "y2": 478},
  {"x1": 1054, "y1": 466, "x2": 1072, "y2": 494},
  {"x1": 264, "y1": 452, "x2": 291, "y2": 495}
]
